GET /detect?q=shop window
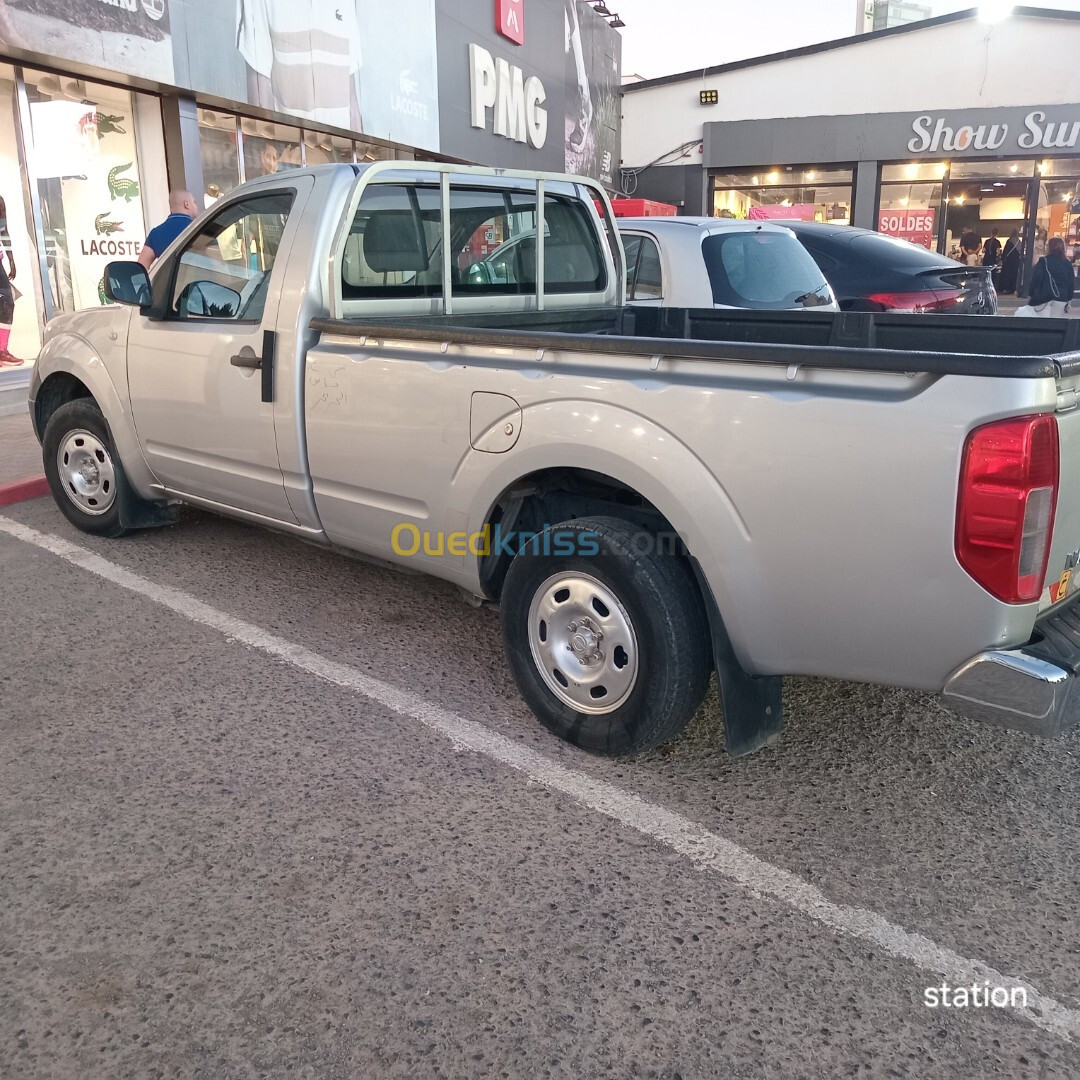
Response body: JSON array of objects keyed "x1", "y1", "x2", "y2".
[
  {"x1": 877, "y1": 182, "x2": 942, "y2": 249},
  {"x1": 1036, "y1": 178, "x2": 1080, "y2": 264},
  {"x1": 198, "y1": 109, "x2": 240, "y2": 206},
  {"x1": 951, "y1": 160, "x2": 1035, "y2": 179},
  {"x1": 303, "y1": 133, "x2": 354, "y2": 166},
  {"x1": 355, "y1": 139, "x2": 395, "y2": 164},
  {"x1": 241, "y1": 118, "x2": 302, "y2": 180},
  {"x1": 1039, "y1": 159, "x2": 1080, "y2": 179},
  {"x1": 25, "y1": 70, "x2": 161, "y2": 316},
  {"x1": 0, "y1": 64, "x2": 41, "y2": 366},
  {"x1": 710, "y1": 165, "x2": 853, "y2": 225},
  {"x1": 881, "y1": 162, "x2": 948, "y2": 182}
]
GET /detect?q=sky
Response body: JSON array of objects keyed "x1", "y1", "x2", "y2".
[{"x1": 612, "y1": 0, "x2": 1080, "y2": 80}]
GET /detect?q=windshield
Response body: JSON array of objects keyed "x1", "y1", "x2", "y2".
[{"x1": 701, "y1": 230, "x2": 830, "y2": 309}]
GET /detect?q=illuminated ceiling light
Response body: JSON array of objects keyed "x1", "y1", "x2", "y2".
[
  {"x1": 767, "y1": 171, "x2": 779, "y2": 182},
  {"x1": 1009, "y1": 164, "x2": 1019, "y2": 173},
  {"x1": 955, "y1": 195, "x2": 965, "y2": 205},
  {"x1": 805, "y1": 170, "x2": 816, "y2": 181},
  {"x1": 752, "y1": 175, "x2": 759, "y2": 185},
  {"x1": 900, "y1": 197, "x2": 909, "y2": 206},
  {"x1": 1038, "y1": 161, "x2": 1048, "y2": 174},
  {"x1": 905, "y1": 163, "x2": 918, "y2": 178},
  {"x1": 978, "y1": 2, "x2": 1014, "y2": 23}
]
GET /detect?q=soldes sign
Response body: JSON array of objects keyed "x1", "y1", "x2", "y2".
[
  {"x1": 907, "y1": 110, "x2": 1080, "y2": 155},
  {"x1": 496, "y1": 0, "x2": 525, "y2": 45},
  {"x1": 879, "y1": 208, "x2": 936, "y2": 249}
]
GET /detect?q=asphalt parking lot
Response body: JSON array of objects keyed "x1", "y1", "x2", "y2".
[{"x1": 2, "y1": 485, "x2": 1080, "y2": 1079}]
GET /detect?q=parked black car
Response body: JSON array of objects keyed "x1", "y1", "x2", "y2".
[{"x1": 782, "y1": 221, "x2": 998, "y2": 315}]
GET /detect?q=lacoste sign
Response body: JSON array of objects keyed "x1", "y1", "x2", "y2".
[{"x1": 907, "y1": 110, "x2": 1080, "y2": 155}]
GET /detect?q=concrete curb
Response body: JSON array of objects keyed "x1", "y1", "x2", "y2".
[{"x1": 0, "y1": 475, "x2": 49, "y2": 507}]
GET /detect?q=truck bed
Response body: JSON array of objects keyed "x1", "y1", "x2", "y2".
[{"x1": 310, "y1": 307, "x2": 1080, "y2": 379}]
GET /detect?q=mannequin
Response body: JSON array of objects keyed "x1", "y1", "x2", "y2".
[{"x1": 0, "y1": 195, "x2": 21, "y2": 366}]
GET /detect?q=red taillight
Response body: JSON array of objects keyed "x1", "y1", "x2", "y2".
[
  {"x1": 866, "y1": 289, "x2": 963, "y2": 312},
  {"x1": 956, "y1": 415, "x2": 1059, "y2": 604}
]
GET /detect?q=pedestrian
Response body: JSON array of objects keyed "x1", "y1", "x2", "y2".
[
  {"x1": 137, "y1": 190, "x2": 199, "y2": 269},
  {"x1": 982, "y1": 228, "x2": 1001, "y2": 269},
  {"x1": 0, "y1": 194, "x2": 22, "y2": 366},
  {"x1": 1018, "y1": 236, "x2": 1075, "y2": 318},
  {"x1": 998, "y1": 228, "x2": 1022, "y2": 295},
  {"x1": 959, "y1": 230, "x2": 982, "y2": 266}
]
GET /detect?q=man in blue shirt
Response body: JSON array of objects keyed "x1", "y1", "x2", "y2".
[{"x1": 138, "y1": 190, "x2": 199, "y2": 269}]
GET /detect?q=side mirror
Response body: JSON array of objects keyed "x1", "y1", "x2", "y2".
[
  {"x1": 104, "y1": 261, "x2": 151, "y2": 307},
  {"x1": 176, "y1": 280, "x2": 242, "y2": 319},
  {"x1": 467, "y1": 261, "x2": 492, "y2": 285}
]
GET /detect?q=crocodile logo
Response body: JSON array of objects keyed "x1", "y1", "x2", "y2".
[
  {"x1": 94, "y1": 212, "x2": 123, "y2": 236},
  {"x1": 108, "y1": 163, "x2": 140, "y2": 203},
  {"x1": 97, "y1": 276, "x2": 108, "y2": 306},
  {"x1": 80, "y1": 112, "x2": 126, "y2": 139}
]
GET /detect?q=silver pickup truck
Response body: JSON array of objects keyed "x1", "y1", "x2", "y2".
[{"x1": 27, "y1": 161, "x2": 1080, "y2": 758}]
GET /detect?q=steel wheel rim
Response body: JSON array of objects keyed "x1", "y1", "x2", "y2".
[
  {"x1": 527, "y1": 571, "x2": 639, "y2": 714},
  {"x1": 57, "y1": 429, "x2": 116, "y2": 516}
]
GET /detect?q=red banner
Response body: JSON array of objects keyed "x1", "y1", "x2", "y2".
[
  {"x1": 878, "y1": 208, "x2": 936, "y2": 249},
  {"x1": 496, "y1": 0, "x2": 525, "y2": 44}
]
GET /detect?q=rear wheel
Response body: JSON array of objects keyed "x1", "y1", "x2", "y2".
[
  {"x1": 500, "y1": 516, "x2": 711, "y2": 755},
  {"x1": 42, "y1": 399, "x2": 148, "y2": 538}
]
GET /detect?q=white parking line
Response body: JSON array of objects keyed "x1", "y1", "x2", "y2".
[{"x1": 2, "y1": 512, "x2": 1077, "y2": 1043}]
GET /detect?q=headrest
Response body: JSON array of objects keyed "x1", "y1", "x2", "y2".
[{"x1": 363, "y1": 211, "x2": 428, "y2": 273}]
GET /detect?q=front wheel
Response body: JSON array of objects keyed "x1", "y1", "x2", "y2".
[
  {"x1": 42, "y1": 399, "x2": 148, "y2": 538},
  {"x1": 500, "y1": 516, "x2": 711, "y2": 756}
]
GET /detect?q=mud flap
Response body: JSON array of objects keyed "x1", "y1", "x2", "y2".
[{"x1": 690, "y1": 559, "x2": 783, "y2": 757}]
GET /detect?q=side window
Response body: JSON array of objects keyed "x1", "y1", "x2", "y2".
[
  {"x1": 341, "y1": 183, "x2": 442, "y2": 299},
  {"x1": 170, "y1": 192, "x2": 295, "y2": 322},
  {"x1": 454, "y1": 189, "x2": 606, "y2": 296},
  {"x1": 632, "y1": 236, "x2": 663, "y2": 300}
]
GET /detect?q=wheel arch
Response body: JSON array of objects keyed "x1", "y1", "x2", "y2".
[
  {"x1": 32, "y1": 333, "x2": 159, "y2": 496},
  {"x1": 465, "y1": 430, "x2": 784, "y2": 757}
]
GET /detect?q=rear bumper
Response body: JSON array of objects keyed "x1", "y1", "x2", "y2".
[{"x1": 942, "y1": 598, "x2": 1080, "y2": 737}]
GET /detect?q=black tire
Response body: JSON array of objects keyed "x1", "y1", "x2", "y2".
[
  {"x1": 42, "y1": 399, "x2": 147, "y2": 538},
  {"x1": 500, "y1": 515, "x2": 711, "y2": 756}
]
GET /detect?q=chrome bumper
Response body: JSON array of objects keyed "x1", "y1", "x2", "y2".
[{"x1": 942, "y1": 599, "x2": 1080, "y2": 738}]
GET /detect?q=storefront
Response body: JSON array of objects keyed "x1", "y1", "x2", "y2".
[
  {"x1": 620, "y1": 7, "x2": 1080, "y2": 293},
  {"x1": 701, "y1": 107, "x2": 1080, "y2": 289},
  {"x1": 0, "y1": 0, "x2": 621, "y2": 388}
]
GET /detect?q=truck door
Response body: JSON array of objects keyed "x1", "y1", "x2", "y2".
[{"x1": 127, "y1": 177, "x2": 314, "y2": 523}]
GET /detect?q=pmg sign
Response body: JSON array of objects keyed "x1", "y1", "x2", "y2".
[
  {"x1": 469, "y1": 42, "x2": 548, "y2": 148},
  {"x1": 496, "y1": 0, "x2": 525, "y2": 45}
]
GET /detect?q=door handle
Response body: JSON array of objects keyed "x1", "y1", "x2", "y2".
[{"x1": 230, "y1": 331, "x2": 275, "y2": 403}]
